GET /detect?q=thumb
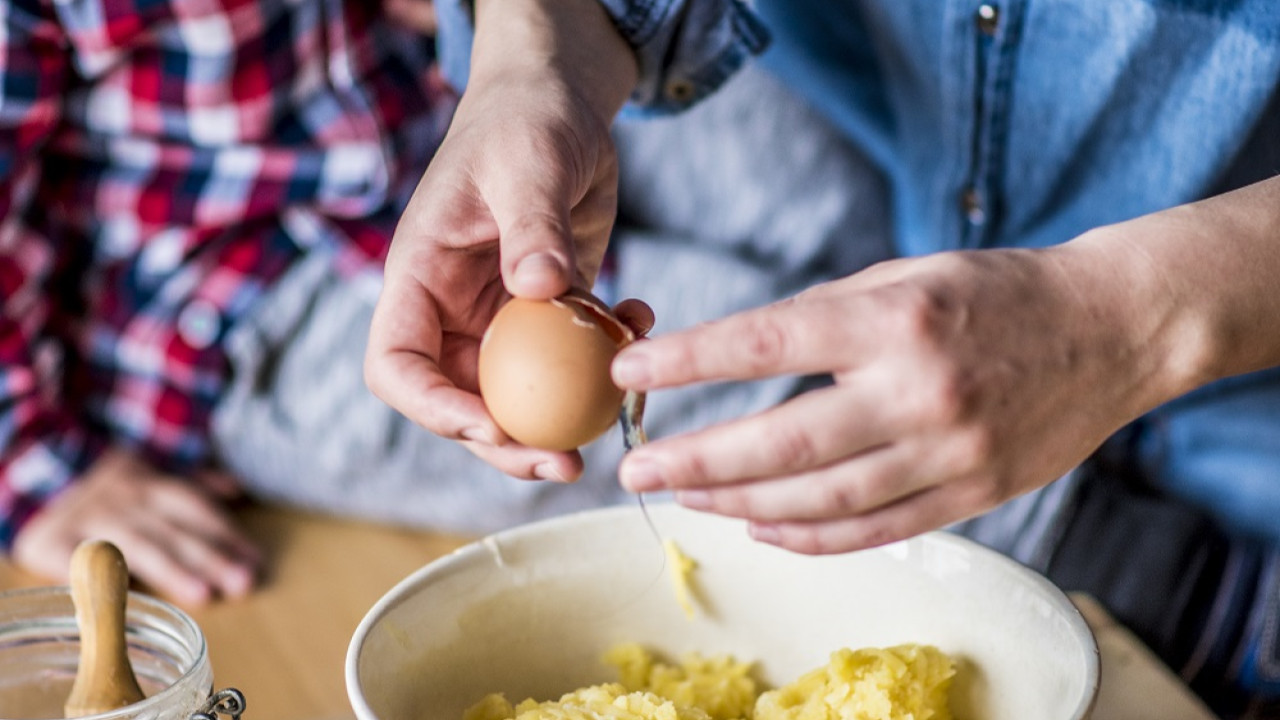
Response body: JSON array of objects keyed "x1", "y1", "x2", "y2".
[
  {"x1": 483, "y1": 143, "x2": 582, "y2": 300},
  {"x1": 497, "y1": 209, "x2": 577, "y2": 299}
]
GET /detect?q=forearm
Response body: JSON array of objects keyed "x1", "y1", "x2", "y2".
[
  {"x1": 1056, "y1": 175, "x2": 1280, "y2": 410},
  {"x1": 1, "y1": 239, "x2": 103, "y2": 547},
  {"x1": 470, "y1": 0, "x2": 638, "y2": 124}
]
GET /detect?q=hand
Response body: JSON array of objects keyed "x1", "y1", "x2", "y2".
[
  {"x1": 365, "y1": 0, "x2": 638, "y2": 482},
  {"x1": 611, "y1": 239, "x2": 1192, "y2": 554},
  {"x1": 383, "y1": 0, "x2": 436, "y2": 35},
  {"x1": 364, "y1": 76, "x2": 619, "y2": 482},
  {"x1": 12, "y1": 449, "x2": 261, "y2": 606}
]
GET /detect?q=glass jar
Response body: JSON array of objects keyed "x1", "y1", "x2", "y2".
[{"x1": 0, "y1": 587, "x2": 243, "y2": 720}]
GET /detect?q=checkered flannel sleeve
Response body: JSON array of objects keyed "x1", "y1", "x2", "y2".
[{"x1": 0, "y1": 0, "x2": 104, "y2": 547}]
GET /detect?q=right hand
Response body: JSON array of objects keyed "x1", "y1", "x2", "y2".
[
  {"x1": 365, "y1": 0, "x2": 639, "y2": 483},
  {"x1": 11, "y1": 449, "x2": 261, "y2": 606}
]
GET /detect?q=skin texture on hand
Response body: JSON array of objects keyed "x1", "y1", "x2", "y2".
[
  {"x1": 610, "y1": 176, "x2": 1280, "y2": 555},
  {"x1": 364, "y1": 0, "x2": 639, "y2": 482},
  {"x1": 609, "y1": 233, "x2": 1198, "y2": 553},
  {"x1": 610, "y1": 247, "x2": 1139, "y2": 553},
  {"x1": 11, "y1": 449, "x2": 261, "y2": 606}
]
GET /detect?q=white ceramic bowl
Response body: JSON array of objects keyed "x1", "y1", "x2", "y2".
[{"x1": 347, "y1": 503, "x2": 1099, "y2": 720}]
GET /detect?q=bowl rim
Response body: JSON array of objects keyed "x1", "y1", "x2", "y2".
[{"x1": 345, "y1": 503, "x2": 1100, "y2": 720}]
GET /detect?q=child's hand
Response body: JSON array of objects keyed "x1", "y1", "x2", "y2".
[
  {"x1": 11, "y1": 449, "x2": 261, "y2": 606},
  {"x1": 384, "y1": 0, "x2": 436, "y2": 35}
]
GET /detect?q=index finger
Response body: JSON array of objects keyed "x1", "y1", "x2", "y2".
[
  {"x1": 611, "y1": 295, "x2": 863, "y2": 390},
  {"x1": 365, "y1": 270, "x2": 506, "y2": 446}
]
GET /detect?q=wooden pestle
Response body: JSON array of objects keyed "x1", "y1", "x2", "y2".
[{"x1": 64, "y1": 540, "x2": 146, "y2": 718}]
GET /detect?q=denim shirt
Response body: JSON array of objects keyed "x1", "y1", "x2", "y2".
[{"x1": 435, "y1": 0, "x2": 1280, "y2": 543}]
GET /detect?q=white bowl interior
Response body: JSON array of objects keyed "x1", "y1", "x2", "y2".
[{"x1": 348, "y1": 503, "x2": 1097, "y2": 720}]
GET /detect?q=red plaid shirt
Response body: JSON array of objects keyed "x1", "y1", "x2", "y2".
[{"x1": 0, "y1": 0, "x2": 453, "y2": 544}]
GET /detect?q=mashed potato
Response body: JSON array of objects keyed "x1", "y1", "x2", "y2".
[
  {"x1": 606, "y1": 643, "x2": 757, "y2": 720},
  {"x1": 754, "y1": 645, "x2": 954, "y2": 720},
  {"x1": 463, "y1": 643, "x2": 954, "y2": 720},
  {"x1": 461, "y1": 684, "x2": 710, "y2": 720},
  {"x1": 663, "y1": 541, "x2": 699, "y2": 620}
]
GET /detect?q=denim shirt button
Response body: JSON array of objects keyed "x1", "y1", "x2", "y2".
[
  {"x1": 960, "y1": 186, "x2": 987, "y2": 225},
  {"x1": 975, "y1": 4, "x2": 1000, "y2": 36},
  {"x1": 665, "y1": 79, "x2": 697, "y2": 103}
]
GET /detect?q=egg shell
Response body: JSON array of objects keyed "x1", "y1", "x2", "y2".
[{"x1": 478, "y1": 293, "x2": 631, "y2": 451}]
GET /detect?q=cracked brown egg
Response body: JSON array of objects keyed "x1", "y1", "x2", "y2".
[{"x1": 478, "y1": 289, "x2": 635, "y2": 451}]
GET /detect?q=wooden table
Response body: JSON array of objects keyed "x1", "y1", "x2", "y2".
[{"x1": 0, "y1": 504, "x2": 1218, "y2": 720}]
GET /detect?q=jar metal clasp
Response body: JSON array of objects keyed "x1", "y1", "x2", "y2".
[{"x1": 190, "y1": 688, "x2": 246, "y2": 720}]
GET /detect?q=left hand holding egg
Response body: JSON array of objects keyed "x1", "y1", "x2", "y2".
[{"x1": 364, "y1": 34, "x2": 635, "y2": 482}]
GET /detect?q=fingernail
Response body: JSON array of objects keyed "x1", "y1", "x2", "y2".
[
  {"x1": 612, "y1": 351, "x2": 652, "y2": 387},
  {"x1": 675, "y1": 489, "x2": 712, "y2": 511},
  {"x1": 749, "y1": 523, "x2": 781, "y2": 545},
  {"x1": 620, "y1": 457, "x2": 664, "y2": 492},
  {"x1": 514, "y1": 252, "x2": 563, "y2": 288},
  {"x1": 222, "y1": 566, "x2": 255, "y2": 599},
  {"x1": 179, "y1": 580, "x2": 212, "y2": 607},
  {"x1": 535, "y1": 462, "x2": 567, "y2": 483}
]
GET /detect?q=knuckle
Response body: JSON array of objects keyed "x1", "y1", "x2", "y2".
[
  {"x1": 111, "y1": 476, "x2": 148, "y2": 503},
  {"x1": 652, "y1": 340, "x2": 699, "y2": 386},
  {"x1": 531, "y1": 121, "x2": 599, "y2": 192},
  {"x1": 878, "y1": 284, "x2": 929, "y2": 338},
  {"x1": 505, "y1": 460, "x2": 542, "y2": 481},
  {"x1": 736, "y1": 316, "x2": 791, "y2": 374},
  {"x1": 918, "y1": 365, "x2": 979, "y2": 426},
  {"x1": 819, "y1": 481, "x2": 866, "y2": 517},
  {"x1": 702, "y1": 487, "x2": 757, "y2": 519},
  {"x1": 780, "y1": 526, "x2": 829, "y2": 556},
  {"x1": 851, "y1": 524, "x2": 907, "y2": 551},
  {"x1": 959, "y1": 475, "x2": 1007, "y2": 514},
  {"x1": 673, "y1": 452, "x2": 714, "y2": 488},
  {"x1": 882, "y1": 280, "x2": 960, "y2": 348},
  {"x1": 952, "y1": 426, "x2": 998, "y2": 474},
  {"x1": 770, "y1": 426, "x2": 820, "y2": 472},
  {"x1": 853, "y1": 464, "x2": 905, "y2": 512},
  {"x1": 145, "y1": 481, "x2": 182, "y2": 505},
  {"x1": 504, "y1": 209, "x2": 571, "y2": 248},
  {"x1": 785, "y1": 518, "x2": 909, "y2": 555}
]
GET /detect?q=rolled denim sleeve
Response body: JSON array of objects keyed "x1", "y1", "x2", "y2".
[{"x1": 434, "y1": 0, "x2": 770, "y2": 115}]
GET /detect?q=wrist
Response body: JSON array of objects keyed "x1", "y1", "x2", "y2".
[
  {"x1": 1052, "y1": 223, "x2": 1220, "y2": 416},
  {"x1": 1067, "y1": 176, "x2": 1280, "y2": 409},
  {"x1": 469, "y1": 0, "x2": 639, "y2": 125}
]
